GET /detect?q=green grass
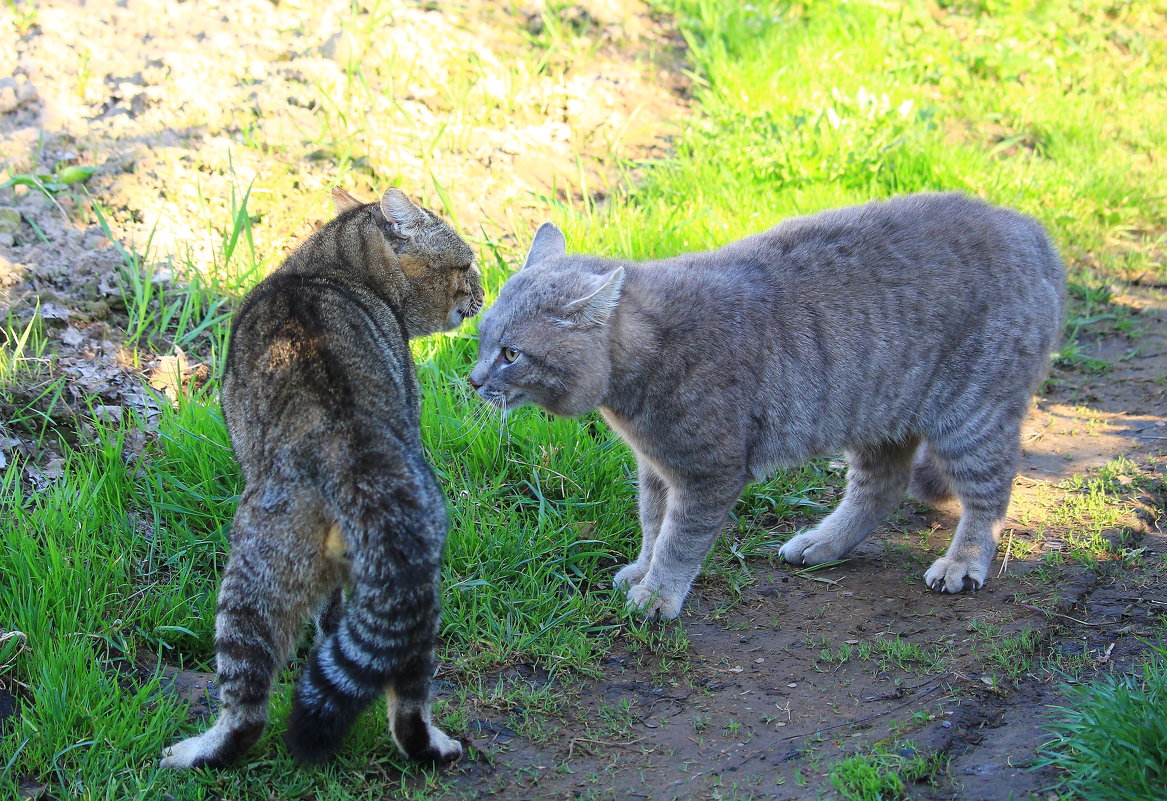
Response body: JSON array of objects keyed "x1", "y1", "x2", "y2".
[
  {"x1": 1039, "y1": 646, "x2": 1167, "y2": 801},
  {"x1": 3, "y1": 0, "x2": 1166, "y2": 798},
  {"x1": 815, "y1": 635, "x2": 947, "y2": 675},
  {"x1": 830, "y1": 740, "x2": 944, "y2": 801},
  {"x1": 969, "y1": 620, "x2": 1043, "y2": 682}
]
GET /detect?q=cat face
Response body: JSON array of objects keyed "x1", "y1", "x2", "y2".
[
  {"x1": 333, "y1": 187, "x2": 484, "y2": 337},
  {"x1": 470, "y1": 223, "x2": 624, "y2": 417}
]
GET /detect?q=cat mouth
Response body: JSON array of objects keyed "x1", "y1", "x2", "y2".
[
  {"x1": 479, "y1": 388, "x2": 525, "y2": 410},
  {"x1": 447, "y1": 297, "x2": 483, "y2": 328}
]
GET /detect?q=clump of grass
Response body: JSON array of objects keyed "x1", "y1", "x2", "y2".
[
  {"x1": 830, "y1": 741, "x2": 944, "y2": 801},
  {"x1": 969, "y1": 620, "x2": 1043, "y2": 682},
  {"x1": 1039, "y1": 646, "x2": 1167, "y2": 801}
]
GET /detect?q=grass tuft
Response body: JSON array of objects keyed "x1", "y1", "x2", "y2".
[
  {"x1": 830, "y1": 740, "x2": 944, "y2": 801},
  {"x1": 1039, "y1": 645, "x2": 1167, "y2": 801}
]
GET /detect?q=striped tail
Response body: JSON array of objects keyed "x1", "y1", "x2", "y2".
[{"x1": 283, "y1": 508, "x2": 461, "y2": 763}]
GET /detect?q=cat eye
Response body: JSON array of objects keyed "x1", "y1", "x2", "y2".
[{"x1": 502, "y1": 346, "x2": 520, "y2": 363}]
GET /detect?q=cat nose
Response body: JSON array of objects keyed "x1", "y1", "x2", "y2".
[{"x1": 468, "y1": 375, "x2": 483, "y2": 390}]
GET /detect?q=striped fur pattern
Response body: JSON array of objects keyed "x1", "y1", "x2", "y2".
[
  {"x1": 160, "y1": 187, "x2": 482, "y2": 769},
  {"x1": 470, "y1": 193, "x2": 1065, "y2": 619}
]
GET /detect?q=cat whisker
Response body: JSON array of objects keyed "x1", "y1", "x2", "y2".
[{"x1": 496, "y1": 397, "x2": 510, "y2": 460}]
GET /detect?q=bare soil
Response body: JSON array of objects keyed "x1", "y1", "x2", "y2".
[{"x1": 3, "y1": 2, "x2": 1166, "y2": 800}]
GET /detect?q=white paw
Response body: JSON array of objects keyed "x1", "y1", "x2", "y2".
[
  {"x1": 428, "y1": 727, "x2": 463, "y2": 762},
  {"x1": 924, "y1": 556, "x2": 988, "y2": 593},
  {"x1": 159, "y1": 733, "x2": 214, "y2": 769},
  {"x1": 624, "y1": 582, "x2": 684, "y2": 620},
  {"x1": 778, "y1": 529, "x2": 848, "y2": 565},
  {"x1": 613, "y1": 561, "x2": 649, "y2": 590}
]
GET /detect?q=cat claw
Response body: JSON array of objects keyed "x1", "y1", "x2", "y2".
[
  {"x1": 778, "y1": 530, "x2": 847, "y2": 565},
  {"x1": 923, "y1": 557, "x2": 987, "y2": 593}
]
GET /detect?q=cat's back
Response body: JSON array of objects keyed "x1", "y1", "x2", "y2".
[
  {"x1": 762, "y1": 192, "x2": 1059, "y2": 291},
  {"x1": 222, "y1": 253, "x2": 416, "y2": 478}
]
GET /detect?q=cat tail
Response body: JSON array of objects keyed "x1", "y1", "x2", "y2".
[
  {"x1": 284, "y1": 491, "x2": 451, "y2": 764},
  {"x1": 909, "y1": 443, "x2": 954, "y2": 505}
]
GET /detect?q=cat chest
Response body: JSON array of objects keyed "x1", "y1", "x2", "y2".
[{"x1": 599, "y1": 408, "x2": 685, "y2": 482}]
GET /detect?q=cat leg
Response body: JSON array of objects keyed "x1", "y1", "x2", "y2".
[
  {"x1": 614, "y1": 459, "x2": 668, "y2": 590},
  {"x1": 923, "y1": 421, "x2": 1019, "y2": 593},
  {"x1": 314, "y1": 587, "x2": 344, "y2": 643},
  {"x1": 909, "y1": 442, "x2": 954, "y2": 504},
  {"x1": 385, "y1": 646, "x2": 462, "y2": 763},
  {"x1": 780, "y1": 439, "x2": 918, "y2": 565},
  {"x1": 624, "y1": 478, "x2": 743, "y2": 620},
  {"x1": 161, "y1": 496, "x2": 332, "y2": 769}
]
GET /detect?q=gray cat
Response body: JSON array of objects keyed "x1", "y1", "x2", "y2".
[{"x1": 469, "y1": 193, "x2": 1064, "y2": 619}]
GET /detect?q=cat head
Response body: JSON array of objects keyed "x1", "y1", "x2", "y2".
[
  {"x1": 470, "y1": 222, "x2": 625, "y2": 417},
  {"x1": 331, "y1": 187, "x2": 484, "y2": 337}
]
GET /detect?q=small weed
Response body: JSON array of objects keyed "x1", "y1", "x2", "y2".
[
  {"x1": 872, "y1": 636, "x2": 946, "y2": 674},
  {"x1": 969, "y1": 620, "x2": 1043, "y2": 681},
  {"x1": 4, "y1": 0, "x2": 39, "y2": 35},
  {"x1": 596, "y1": 697, "x2": 636, "y2": 738}
]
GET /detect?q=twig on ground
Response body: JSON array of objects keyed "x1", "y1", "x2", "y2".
[
  {"x1": 1019, "y1": 603, "x2": 1113, "y2": 626},
  {"x1": 566, "y1": 736, "x2": 646, "y2": 759},
  {"x1": 997, "y1": 529, "x2": 1015, "y2": 578},
  {"x1": 787, "y1": 560, "x2": 849, "y2": 586}
]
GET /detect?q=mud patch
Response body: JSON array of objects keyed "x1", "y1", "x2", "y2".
[{"x1": 157, "y1": 666, "x2": 219, "y2": 724}]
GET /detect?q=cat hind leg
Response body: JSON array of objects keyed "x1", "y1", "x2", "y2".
[
  {"x1": 780, "y1": 439, "x2": 917, "y2": 566},
  {"x1": 284, "y1": 500, "x2": 459, "y2": 764},
  {"x1": 161, "y1": 497, "x2": 333, "y2": 769}
]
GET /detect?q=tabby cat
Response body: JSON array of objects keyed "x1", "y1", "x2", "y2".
[
  {"x1": 160, "y1": 187, "x2": 483, "y2": 768},
  {"x1": 469, "y1": 193, "x2": 1064, "y2": 619}
]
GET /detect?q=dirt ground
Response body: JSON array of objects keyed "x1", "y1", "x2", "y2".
[{"x1": 3, "y1": 2, "x2": 1166, "y2": 800}]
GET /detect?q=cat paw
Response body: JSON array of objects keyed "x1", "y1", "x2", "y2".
[
  {"x1": 924, "y1": 556, "x2": 987, "y2": 593},
  {"x1": 624, "y1": 582, "x2": 684, "y2": 620},
  {"x1": 613, "y1": 561, "x2": 649, "y2": 590},
  {"x1": 159, "y1": 733, "x2": 219, "y2": 770},
  {"x1": 426, "y1": 728, "x2": 464, "y2": 763},
  {"x1": 404, "y1": 726, "x2": 463, "y2": 763},
  {"x1": 778, "y1": 530, "x2": 848, "y2": 565}
]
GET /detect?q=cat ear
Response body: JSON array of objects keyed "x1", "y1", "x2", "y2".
[
  {"x1": 522, "y1": 222, "x2": 566, "y2": 270},
  {"x1": 564, "y1": 267, "x2": 625, "y2": 328},
  {"x1": 379, "y1": 188, "x2": 424, "y2": 236},
  {"x1": 332, "y1": 187, "x2": 364, "y2": 214}
]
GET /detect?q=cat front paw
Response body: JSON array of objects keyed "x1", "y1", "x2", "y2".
[
  {"x1": 924, "y1": 556, "x2": 988, "y2": 593},
  {"x1": 778, "y1": 529, "x2": 849, "y2": 565},
  {"x1": 613, "y1": 561, "x2": 650, "y2": 590},
  {"x1": 624, "y1": 582, "x2": 684, "y2": 620}
]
